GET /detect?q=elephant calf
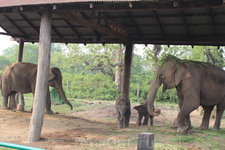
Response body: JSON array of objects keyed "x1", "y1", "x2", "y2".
[
  {"x1": 134, "y1": 101, "x2": 161, "y2": 126},
  {"x1": 115, "y1": 94, "x2": 131, "y2": 128}
]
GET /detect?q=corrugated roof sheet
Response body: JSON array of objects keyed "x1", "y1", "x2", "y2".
[
  {"x1": 0, "y1": 0, "x2": 145, "y2": 7},
  {"x1": 0, "y1": 0, "x2": 224, "y2": 46}
]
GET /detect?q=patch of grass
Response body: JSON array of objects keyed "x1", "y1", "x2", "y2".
[{"x1": 155, "y1": 143, "x2": 186, "y2": 150}]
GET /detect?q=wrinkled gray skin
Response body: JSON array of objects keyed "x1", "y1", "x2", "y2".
[
  {"x1": 116, "y1": 94, "x2": 131, "y2": 128},
  {"x1": 1, "y1": 62, "x2": 73, "y2": 114},
  {"x1": 147, "y1": 60, "x2": 225, "y2": 133},
  {"x1": 134, "y1": 101, "x2": 160, "y2": 126}
]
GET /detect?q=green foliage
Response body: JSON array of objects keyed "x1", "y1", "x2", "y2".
[
  {"x1": 50, "y1": 87, "x2": 65, "y2": 104},
  {"x1": 63, "y1": 73, "x2": 119, "y2": 100},
  {"x1": 1, "y1": 43, "x2": 224, "y2": 103}
]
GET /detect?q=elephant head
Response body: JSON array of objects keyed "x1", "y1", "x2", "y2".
[
  {"x1": 48, "y1": 67, "x2": 73, "y2": 110},
  {"x1": 147, "y1": 60, "x2": 191, "y2": 116}
]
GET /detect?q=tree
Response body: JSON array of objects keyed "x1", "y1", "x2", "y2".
[{"x1": 66, "y1": 44, "x2": 124, "y2": 92}]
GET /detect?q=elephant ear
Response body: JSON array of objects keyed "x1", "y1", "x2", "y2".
[
  {"x1": 175, "y1": 64, "x2": 192, "y2": 86},
  {"x1": 48, "y1": 69, "x2": 55, "y2": 82}
]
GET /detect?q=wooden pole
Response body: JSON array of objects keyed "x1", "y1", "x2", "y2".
[
  {"x1": 28, "y1": 7, "x2": 52, "y2": 142},
  {"x1": 18, "y1": 39, "x2": 24, "y2": 62},
  {"x1": 122, "y1": 41, "x2": 133, "y2": 97},
  {"x1": 17, "y1": 39, "x2": 24, "y2": 107}
]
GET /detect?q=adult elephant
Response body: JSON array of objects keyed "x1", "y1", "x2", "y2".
[
  {"x1": 147, "y1": 55, "x2": 225, "y2": 133},
  {"x1": 1, "y1": 62, "x2": 73, "y2": 114}
]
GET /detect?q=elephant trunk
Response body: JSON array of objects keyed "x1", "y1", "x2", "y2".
[
  {"x1": 57, "y1": 85, "x2": 73, "y2": 110},
  {"x1": 147, "y1": 76, "x2": 161, "y2": 116}
]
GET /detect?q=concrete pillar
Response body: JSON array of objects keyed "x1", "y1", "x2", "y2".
[{"x1": 138, "y1": 133, "x2": 154, "y2": 150}]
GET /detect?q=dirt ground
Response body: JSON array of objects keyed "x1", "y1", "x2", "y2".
[{"x1": 0, "y1": 100, "x2": 225, "y2": 150}]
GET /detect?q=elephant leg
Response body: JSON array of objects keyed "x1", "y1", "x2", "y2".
[
  {"x1": 137, "y1": 114, "x2": 143, "y2": 126},
  {"x1": 149, "y1": 115, "x2": 153, "y2": 126},
  {"x1": 143, "y1": 115, "x2": 149, "y2": 125},
  {"x1": 177, "y1": 95, "x2": 199, "y2": 133},
  {"x1": 9, "y1": 92, "x2": 17, "y2": 110},
  {"x1": 199, "y1": 106, "x2": 214, "y2": 130},
  {"x1": 45, "y1": 88, "x2": 53, "y2": 114},
  {"x1": 117, "y1": 110, "x2": 124, "y2": 128},
  {"x1": 124, "y1": 109, "x2": 131, "y2": 128},
  {"x1": 213, "y1": 104, "x2": 225, "y2": 130},
  {"x1": 1, "y1": 95, "x2": 9, "y2": 109}
]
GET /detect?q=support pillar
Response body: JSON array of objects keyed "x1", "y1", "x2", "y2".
[
  {"x1": 138, "y1": 133, "x2": 154, "y2": 150},
  {"x1": 16, "y1": 39, "x2": 24, "y2": 110},
  {"x1": 28, "y1": 7, "x2": 52, "y2": 142},
  {"x1": 122, "y1": 41, "x2": 133, "y2": 97},
  {"x1": 18, "y1": 39, "x2": 24, "y2": 62}
]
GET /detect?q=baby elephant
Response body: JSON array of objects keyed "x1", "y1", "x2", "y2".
[
  {"x1": 134, "y1": 101, "x2": 161, "y2": 126},
  {"x1": 115, "y1": 94, "x2": 131, "y2": 128}
]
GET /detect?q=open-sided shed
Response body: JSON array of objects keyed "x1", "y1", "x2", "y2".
[{"x1": 0, "y1": 0, "x2": 224, "y2": 142}]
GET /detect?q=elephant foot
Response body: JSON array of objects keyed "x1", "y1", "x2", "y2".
[
  {"x1": 16, "y1": 104, "x2": 24, "y2": 112},
  {"x1": 213, "y1": 126, "x2": 220, "y2": 131},
  {"x1": 177, "y1": 125, "x2": 194, "y2": 133},
  {"x1": 199, "y1": 125, "x2": 209, "y2": 130},
  {"x1": 1, "y1": 106, "x2": 9, "y2": 110},
  {"x1": 45, "y1": 110, "x2": 54, "y2": 114},
  {"x1": 177, "y1": 126, "x2": 189, "y2": 133}
]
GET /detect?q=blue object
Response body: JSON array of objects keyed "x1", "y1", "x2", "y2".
[{"x1": 0, "y1": 141, "x2": 46, "y2": 150}]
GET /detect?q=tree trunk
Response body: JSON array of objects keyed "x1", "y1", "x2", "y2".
[
  {"x1": 153, "y1": 44, "x2": 161, "y2": 72},
  {"x1": 115, "y1": 44, "x2": 123, "y2": 93}
]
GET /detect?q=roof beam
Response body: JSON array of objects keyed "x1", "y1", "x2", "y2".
[
  {"x1": 19, "y1": 13, "x2": 39, "y2": 34},
  {"x1": 53, "y1": 11, "x2": 128, "y2": 42},
  {"x1": 3, "y1": 14, "x2": 28, "y2": 38},
  {"x1": 152, "y1": 10, "x2": 169, "y2": 46},
  {"x1": 180, "y1": 9, "x2": 193, "y2": 47},
  {"x1": 126, "y1": 11, "x2": 143, "y2": 38},
  {"x1": 80, "y1": 11, "x2": 100, "y2": 40},
  {"x1": 209, "y1": 8, "x2": 220, "y2": 47},
  {"x1": 12, "y1": 36, "x2": 225, "y2": 46},
  {"x1": 63, "y1": 19, "x2": 81, "y2": 39}
]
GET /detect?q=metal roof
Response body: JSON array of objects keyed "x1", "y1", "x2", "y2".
[{"x1": 0, "y1": 0, "x2": 224, "y2": 46}]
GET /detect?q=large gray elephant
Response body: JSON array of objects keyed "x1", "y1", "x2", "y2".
[
  {"x1": 147, "y1": 55, "x2": 225, "y2": 133},
  {"x1": 1, "y1": 62, "x2": 73, "y2": 114},
  {"x1": 115, "y1": 94, "x2": 131, "y2": 128}
]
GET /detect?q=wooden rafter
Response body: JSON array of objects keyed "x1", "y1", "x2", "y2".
[
  {"x1": 98, "y1": 12, "x2": 101, "y2": 25},
  {"x1": 209, "y1": 8, "x2": 220, "y2": 47},
  {"x1": 126, "y1": 11, "x2": 142, "y2": 38},
  {"x1": 180, "y1": 9, "x2": 193, "y2": 47},
  {"x1": 53, "y1": 11, "x2": 128, "y2": 42},
  {"x1": 80, "y1": 11, "x2": 100, "y2": 40},
  {"x1": 63, "y1": 19, "x2": 81, "y2": 39},
  {"x1": 152, "y1": 10, "x2": 169, "y2": 46},
  {"x1": 3, "y1": 14, "x2": 28, "y2": 38},
  {"x1": 19, "y1": 13, "x2": 39, "y2": 34}
]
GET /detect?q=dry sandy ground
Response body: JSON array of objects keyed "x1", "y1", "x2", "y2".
[{"x1": 0, "y1": 101, "x2": 224, "y2": 150}]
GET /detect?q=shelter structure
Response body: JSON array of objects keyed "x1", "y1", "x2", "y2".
[{"x1": 0, "y1": 0, "x2": 224, "y2": 141}]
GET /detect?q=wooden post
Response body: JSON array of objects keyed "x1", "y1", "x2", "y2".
[
  {"x1": 122, "y1": 41, "x2": 133, "y2": 97},
  {"x1": 28, "y1": 7, "x2": 52, "y2": 142},
  {"x1": 17, "y1": 39, "x2": 24, "y2": 107},
  {"x1": 18, "y1": 39, "x2": 24, "y2": 62},
  {"x1": 138, "y1": 133, "x2": 154, "y2": 150}
]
